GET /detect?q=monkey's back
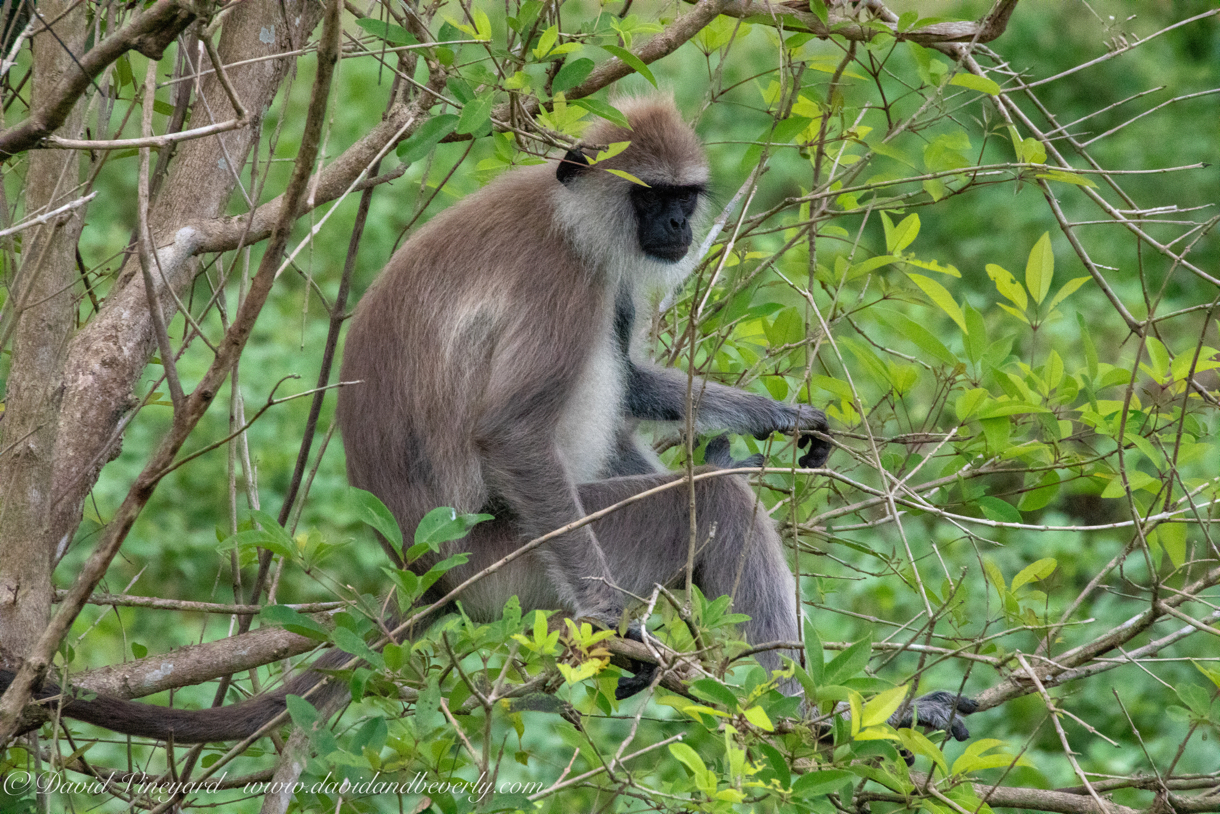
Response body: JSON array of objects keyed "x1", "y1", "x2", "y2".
[{"x1": 337, "y1": 164, "x2": 612, "y2": 545}]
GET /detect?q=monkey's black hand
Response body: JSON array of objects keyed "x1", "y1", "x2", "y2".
[
  {"x1": 614, "y1": 624, "x2": 657, "y2": 700},
  {"x1": 704, "y1": 435, "x2": 766, "y2": 469},
  {"x1": 888, "y1": 691, "x2": 978, "y2": 741},
  {"x1": 755, "y1": 404, "x2": 830, "y2": 468}
]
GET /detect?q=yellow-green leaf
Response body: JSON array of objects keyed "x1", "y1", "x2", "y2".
[
  {"x1": 1036, "y1": 169, "x2": 1097, "y2": 188},
  {"x1": 949, "y1": 73, "x2": 1001, "y2": 96},
  {"x1": 604, "y1": 168, "x2": 650, "y2": 186},
  {"x1": 1158, "y1": 522, "x2": 1187, "y2": 568},
  {"x1": 908, "y1": 273, "x2": 967, "y2": 333},
  {"x1": 743, "y1": 705, "x2": 774, "y2": 731},
  {"x1": 861, "y1": 685, "x2": 909, "y2": 727},
  {"x1": 951, "y1": 738, "x2": 1031, "y2": 776},
  {"x1": 987, "y1": 263, "x2": 1028, "y2": 311},
  {"x1": 896, "y1": 727, "x2": 948, "y2": 775},
  {"x1": 557, "y1": 660, "x2": 604, "y2": 684},
  {"x1": 884, "y1": 213, "x2": 920, "y2": 253},
  {"x1": 669, "y1": 742, "x2": 707, "y2": 776},
  {"x1": 1025, "y1": 232, "x2": 1054, "y2": 306},
  {"x1": 601, "y1": 44, "x2": 656, "y2": 87},
  {"x1": 1011, "y1": 557, "x2": 1057, "y2": 592}
]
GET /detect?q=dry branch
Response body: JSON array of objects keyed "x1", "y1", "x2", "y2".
[{"x1": 0, "y1": 0, "x2": 196, "y2": 158}]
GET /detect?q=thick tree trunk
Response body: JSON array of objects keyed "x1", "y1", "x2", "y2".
[
  {"x1": 47, "y1": 0, "x2": 323, "y2": 560},
  {"x1": 0, "y1": 0, "x2": 88, "y2": 666}
]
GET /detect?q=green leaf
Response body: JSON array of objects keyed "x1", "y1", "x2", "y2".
[
  {"x1": 810, "y1": 374, "x2": 855, "y2": 403},
  {"x1": 571, "y1": 98, "x2": 630, "y2": 128},
  {"x1": 861, "y1": 685, "x2": 909, "y2": 727},
  {"x1": 1100, "y1": 470, "x2": 1158, "y2": 498},
  {"x1": 1077, "y1": 312, "x2": 1099, "y2": 381},
  {"x1": 903, "y1": 257, "x2": 961, "y2": 277},
  {"x1": 759, "y1": 742, "x2": 790, "y2": 788},
  {"x1": 978, "y1": 496, "x2": 1021, "y2": 524},
  {"x1": 964, "y1": 302, "x2": 987, "y2": 367},
  {"x1": 808, "y1": 0, "x2": 828, "y2": 26},
  {"x1": 1011, "y1": 557, "x2": 1057, "y2": 592},
  {"x1": 949, "y1": 72, "x2": 1001, "y2": 95},
  {"x1": 1025, "y1": 232, "x2": 1054, "y2": 306},
  {"x1": 261, "y1": 604, "x2": 330, "y2": 641},
  {"x1": 456, "y1": 91, "x2": 495, "y2": 136},
  {"x1": 603, "y1": 168, "x2": 649, "y2": 186},
  {"x1": 977, "y1": 401, "x2": 1050, "y2": 418},
  {"x1": 413, "y1": 506, "x2": 492, "y2": 549},
  {"x1": 1195, "y1": 661, "x2": 1220, "y2": 690},
  {"x1": 332, "y1": 627, "x2": 384, "y2": 668},
  {"x1": 396, "y1": 115, "x2": 459, "y2": 166},
  {"x1": 285, "y1": 694, "x2": 319, "y2": 729},
  {"x1": 878, "y1": 310, "x2": 957, "y2": 367},
  {"x1": 883, "y1": 212, "x2": 920, "y2": 253},
  {"x1": 532, "y1": 24, "x2": 558, "y2": 58},
  {"x1": 896, "y1": 727, "x2": 948, "y2": 775},
  {"x1": 355, "y1": 18, "x2": 418, "y2": 46},
  {"x1": 668, "y1": 742, "x2": 708, "y2": 776},
  {"x1": 980, "y1": 415, "x2": 1011, "y2": 450},
  {"x1": 984, "y1": 560, "x2": 1007, "y2": 594},
  {"x1": 1158, "y1": 522, "x2": 1187, "y2": 568},
  {"x1": 907, "y1": 273, "x2": 967, "y2": 333},
  {"x1": 1175, "y1": 684, "x2": 1212, "y2": 717},
  {"x1": 1018, "y1": 472, "x2": 1061, "y2": 512},
  {"x1": 955, "y1": 388, "x2": 988, "y2": 422},
  {"x1": 923, "y1": 177, "x2": 947, "y2": 201},
  {"x1": 986, "y1": 263, "x2": 1027, "y2": 311},
  {"x1": 825, "y1": 635, "x2": 872, "y2": 685},
  {"x1": 768, "y1": 116, "x2": 813, "y2": 144},
  {"x1": 803, "y1": 621, "x2": 825, "y2": 685},
  {"x1": 552, "y1": 57, "x2": 594, "y2": 93},
  {"x1": 114, "y1": 55, "x2": 133, "y2": 88},
  {"x1": 1144, "y1": 336, "x2": 1170, "y2": 380},
  {"x1": 743, "y1": 705, "x2": 774, "y2": 731},
  {"x1": 792, "y1": 769, "x2": 854, "y2": 797},
  {"x1": 350, "y1": 488, "x2": 403, "y2": 550},
  {"x1": 951, "y1": 738, "x2": 1028, "y2": 775},
  {"x1": 690, "y1": 678, "x2": 739, "y2": 709},
  {"x1": 1035, "y1": 169, "x2": 1097, "y2": 187},
  {"x1": 601, "y1": 44, "x2": 657, "y2": 87}
]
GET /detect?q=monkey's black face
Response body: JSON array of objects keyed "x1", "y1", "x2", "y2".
[{"x1": 631, "y1": 184, "x2": 702, "y2": 262}]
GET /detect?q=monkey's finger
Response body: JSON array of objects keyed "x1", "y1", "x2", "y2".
[
  {"x1": 954, "y1": 696, "x2": 980, "y2": 714},
  {"x1": 798, "y1": 434, "x2": 832, "y2": 468}
]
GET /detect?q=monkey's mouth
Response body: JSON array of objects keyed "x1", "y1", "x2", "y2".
[{"x1": 642, "y1": 243, "x2": 691, "y2": 263}]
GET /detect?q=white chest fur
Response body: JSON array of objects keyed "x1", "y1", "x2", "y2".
[{"x1": 554, "y1": 310, "x2": 624, "y2": 484}]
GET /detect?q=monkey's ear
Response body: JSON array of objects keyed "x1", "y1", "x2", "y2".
[{"x1": 557, "y1": 147, "x2": 592, "y2": 185}]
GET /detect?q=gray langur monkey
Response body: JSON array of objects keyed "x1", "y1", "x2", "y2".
[
  {"x1": 336, "y1": 96, "x2": 973, "y2": 734},
  {"x1": 0, "y1": 97, "x2": 975, "y2": 743}
]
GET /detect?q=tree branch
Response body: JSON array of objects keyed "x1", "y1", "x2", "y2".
[{"x1": 0, "y1": 0, "x2": 196, "y2": 158}]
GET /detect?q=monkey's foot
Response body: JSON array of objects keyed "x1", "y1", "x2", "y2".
[
  {"x1": 614, "y1": 624, "x2": 657, "y2": 700},
  {"x1": 888, "y1": 691, "x2": 979, "y2": 741}
]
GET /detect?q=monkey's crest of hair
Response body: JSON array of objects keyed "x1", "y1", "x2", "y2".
[
  {"x1": 581, "y1": 96, "x2": 709, "y2": 188},
  {"x1": 553, "y1": 96, "x2": 710, "y2": 290}
]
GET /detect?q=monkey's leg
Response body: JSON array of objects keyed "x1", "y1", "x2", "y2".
[{"x1": 579, "y1": 470, "x2": 800, "y2": 695}]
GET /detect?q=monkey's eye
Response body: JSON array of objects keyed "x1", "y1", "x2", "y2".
[{"x1": 676, "y1": 188, "x2": 699, "y2": 213}]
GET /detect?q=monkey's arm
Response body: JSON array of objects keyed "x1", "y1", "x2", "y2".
[{"x1": 626, "y1": 362, "x2": 831, "y2": 467}]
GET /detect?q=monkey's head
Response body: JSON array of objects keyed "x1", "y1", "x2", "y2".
[{"x1": 554, "y1": 97, "x2": 709, "y2": 272}]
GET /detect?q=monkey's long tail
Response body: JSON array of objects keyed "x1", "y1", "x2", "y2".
[{"x1": 0, "y1": 665, "x2": 330, "y2": 744}]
